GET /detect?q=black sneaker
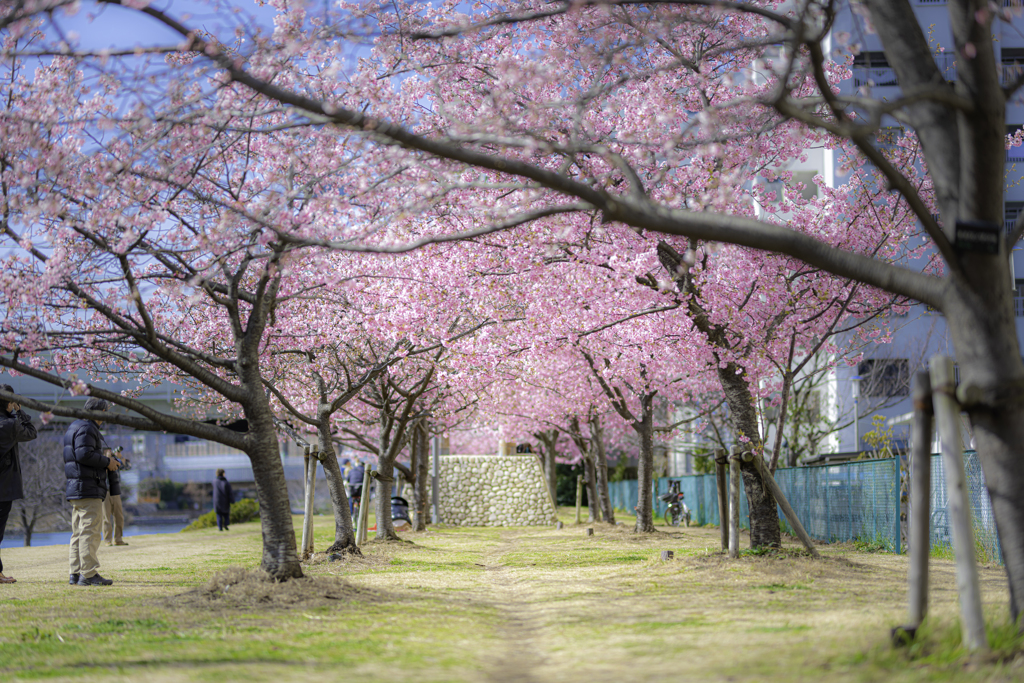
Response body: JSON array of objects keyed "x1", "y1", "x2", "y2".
[
  {"x1": 77, "y1": 573, "x2": 113, "y2": 586},
  {"x1": 69, "y1": 573, "x2": 80, "y2": 585}
]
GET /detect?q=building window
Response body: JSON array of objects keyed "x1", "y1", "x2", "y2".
[
  {"x1": 858, "y1": 359, "x2": 911, "y2": 398},
  {"x1": 1006, "y1": 201, "x2": 1024, "y2": 234},
  {"x1": 1002, "y1": 48, "x2": 1024, "y2": 86},
  {"x1": 853, "y1": 51, "x2": 898, "y2": 87}
]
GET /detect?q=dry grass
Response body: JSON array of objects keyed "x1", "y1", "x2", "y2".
[{"x1": 0, "y1": 510, "x2": 1020, "y2": 682}]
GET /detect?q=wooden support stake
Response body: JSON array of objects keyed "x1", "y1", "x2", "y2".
[
  {"x1": 748, "y1": 455, "x2": 820, "y2": 558},
  {"x1": 729, "y1": 449, "x2": 741, "y2": 559},
  {"x1": 907, "y1": 371, "x2": 933, "y2": 628},
  {"x1": 556, "y1": 521, "x2": 564, "y2": 530},
  {"x1": 300, "y1": 446, "x2": 314, "y2": 560},
  {"x1": 715, "y1": 449, "x2": 729, "y2": 552},
  {"x1": 299, "y1": 446, "x2": 315, "y2": 557},
  {"x1": 586, "y1": 528, "x2": 594, "y2": 536},
  {"x1": 575, "y1": 474, "x2": 583, "y2": 525},
  {"x1": 661, "y1": 550, "x2": 674, "y2": 561},
  {"x1": 356, "y1": 465, "x2": 373, "y2": 546},
  {"x1": 929, "y1": 356, "x2": 987, "y2": 651}
]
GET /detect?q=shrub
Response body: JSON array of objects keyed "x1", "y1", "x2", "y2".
[{"x1": 182, "y1": 498, "x2": 260, "y2": 532}]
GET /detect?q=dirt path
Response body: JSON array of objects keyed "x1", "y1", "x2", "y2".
[{"x1": 481, "y1": 532, "x2": 551, "y2": 683}]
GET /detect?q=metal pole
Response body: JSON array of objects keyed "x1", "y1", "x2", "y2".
[
  {"x1": 852, "y1": 375, "x2": 861, "y2": 453},
  {"x1": 431, "y1": 435, "x2": 440, "y2": 524},
  {"x1": 908, "y1": 371, "x2": 933, "y2": 627},
  {"x1": 929, "y1": 355, "x2": 987, "y2": 651}
]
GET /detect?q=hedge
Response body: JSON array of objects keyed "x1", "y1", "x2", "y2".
[{"x1": 182, "y1": 498, "x2": 260, "y2": 531}]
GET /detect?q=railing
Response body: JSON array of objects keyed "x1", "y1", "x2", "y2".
[
  {"x1": 852, "y1": 67, "x2": 898, "y2": 88},
  {"x1": 610, "y1": 452, "x2": 1001, "y2": 562},
  {"x1": 1001, "y1": 63, "x2": 1024, "y2": 87}
]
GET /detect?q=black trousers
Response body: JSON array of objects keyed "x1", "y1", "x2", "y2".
[
  {"x1": 0, "y1": 500, "x2": 12, "y2": 572},
  {"x1": 216, "y1": 512, "x2": 229, "y2": 531}
]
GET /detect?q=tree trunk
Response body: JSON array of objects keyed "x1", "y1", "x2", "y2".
[
  {"x1": 536, "y1": 429, "x2": 559, "y2": 506},
  {"x1": 945, "y1": 278, "x2": 1024, "y2": 623},
  {"x1": 374, "y1": 425, "x2": 400, "y2": 541},
  {"x1": 716, "y1": 362, "x2": 781, "y2": 548},
  {"x1": 18, "y1": 506, "x2": 32, "y2": 547},
  {"x1": 632, "y1": 393, "x2": 656, "y2": 533},
  {"x1": 316, "y1": 422, "x2": 360, "y2": 555},
  {"x1": 245, "y1": 411, "x2": 303, "y2": 579},
  {"x1": 413, "y1": 422, "x2": 429, "y2": 531},
  {"x1": 583, "y1": 455, "x2": 600, "y2": 522},
  {"x1": 591, "y1": 416, "x2": 615, "y2": 524},
  {"x1": 656, "y1": 240, "x2": 780, "y2": 546}
]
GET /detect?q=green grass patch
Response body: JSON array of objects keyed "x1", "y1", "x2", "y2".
[{"x1": 0, "y1": 512, "x2": 1018, "y2": 682}]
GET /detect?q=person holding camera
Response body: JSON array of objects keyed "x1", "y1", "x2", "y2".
[
  {"x1": 0, "y1": 384, "x2": 38, "y2": 585},
  {"x1": 63, "y1": 397, "x2": 119, "y2": 586},
  {"x1": 102, "y1": 449, "x2": 127, "y2": 546}
]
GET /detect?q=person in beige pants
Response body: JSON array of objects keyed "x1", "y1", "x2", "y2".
[
  {"x1": 102, "y1": 459, "x2": 127, "y2": 546},
  {"x1": 63, "y1": 398, "x2": 119, "y2": 586}
]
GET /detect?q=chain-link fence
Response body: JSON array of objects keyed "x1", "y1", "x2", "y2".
[{"x1": 608, "y1": 451, "x2": 1001, "y2": 562}]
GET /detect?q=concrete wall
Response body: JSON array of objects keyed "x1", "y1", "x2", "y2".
[{"x1": 438, "y1": 455, "x2": 556, "y2": 526}]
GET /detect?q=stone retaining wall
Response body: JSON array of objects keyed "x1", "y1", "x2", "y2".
[{"x1": 437, "y1": 455, "x2": 557, "y2": 526}]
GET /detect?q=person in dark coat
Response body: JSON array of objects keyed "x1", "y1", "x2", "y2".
[
  {"x1": 64, "y1": 397, "x2": 119, "y2": 586},
  {"x1": 0, "y1": 384, "x2": 37, "y2": 584},
  {"x1": 212, "y1": 469, "x2": 233, "y2": 531},
  {"x1": 348, "y1": 460, "x2": 365, "y2": 514}
]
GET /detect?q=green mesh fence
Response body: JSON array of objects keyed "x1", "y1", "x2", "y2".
[{"x1": 608, "y1": 452, "x2": 1001, "y2": 563}]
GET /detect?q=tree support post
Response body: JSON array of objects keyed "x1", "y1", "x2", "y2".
[
  {"x1": 301, "y1": 445, "x2": 318, "y2": 560},
  {"x1": 575, "y1": 474, "x2": 583, "y2": 525},
  {"x1": 431, "y1": 435, "x2": 440, "y2": 524},
  {"x1": 929, "y1": 356, "x2": 987, "y2": 651},
  {"x1": 745, "y1": 452, "x2": 820, "y2": 558},
  {"x1": 356, "y1": 465, "x2": 373, "y2": 546},
  {"x1": 715, "y1": 449, "x2": 729, "y2": 552},
  {"x1": 729, "y1": 447, "x2": 741, "y2": 559},
  {"x1": 908, "y1": 371, "x2": 934, "y2": 630}
]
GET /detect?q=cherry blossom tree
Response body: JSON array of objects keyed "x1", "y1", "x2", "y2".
[{"x1": 7, "y1": 0, "x2": 1024, "y2": 623}]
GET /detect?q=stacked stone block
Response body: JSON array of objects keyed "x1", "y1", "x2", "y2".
[{"x1": 437, "y1": 454, "x2": 556, "y2": 526}]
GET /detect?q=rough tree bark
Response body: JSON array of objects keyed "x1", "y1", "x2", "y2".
[
  {"x1": 633, "y1": 395, "x2": 657, "y2": 533},
  {"x1": 656, "y1": 241, "x2": 780, "y2": 548},
  {"x1": 245, "y1": 403, "x2": 304, "y2": 579},
  {"x1": 584, "y1": 455, "x2": 600, "y2": 523},
  {"x1": 413, "y1": 421, "x2": 429, "y2": 531},
  {"x1": 535, "y1": 429, "x2": 559, "y2": 507},
  {"x1": 316, "y1": 422, "x2": 359, "y2": 555},
  {"x1": 590, "y1": 415, "x2": 616, "y2": 524},
  {"x1": 580, "y1": 351, "x2": 657, "y2": 532},
  {"x1": 374, "y1": 420, "x2": 401, "y2": 541}
]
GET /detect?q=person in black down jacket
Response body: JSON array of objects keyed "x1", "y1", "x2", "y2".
[
  {"x1": 0, "y1": 384, "x2": 38, "y2": 584},
  {"x1": 64, "y1": 397, "x2": 119, "y2": 586},
  {"x1": 212, "y1": 469, "x2": 233, "y2": 531}
]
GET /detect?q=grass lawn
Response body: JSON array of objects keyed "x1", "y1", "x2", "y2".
[{"x1": 0, "y1": 507, "x2": 1021, "y2": 682}]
